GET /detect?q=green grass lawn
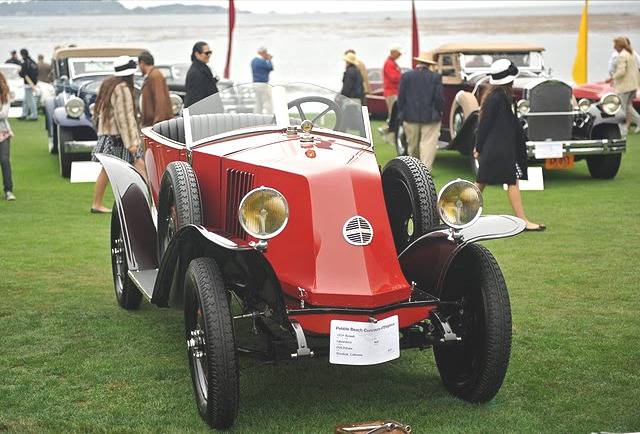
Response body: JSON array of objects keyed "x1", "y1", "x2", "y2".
[{"x1": 0, "y1": 118, "x2": 638, "y2": 433}]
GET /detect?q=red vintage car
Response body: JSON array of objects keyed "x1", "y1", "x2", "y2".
[
  {"x1": 366, "y1": 67, "x2": 410, "y2": 119},
  {"x1": 573, "y1": 80, "x2": 640, "y2": 111},
  {"x1": 389, "y1": 43, "x2": 627, "y2": 179},
  {"x1": 98, "y1": 83, "x2": 526, "y2": 429}
]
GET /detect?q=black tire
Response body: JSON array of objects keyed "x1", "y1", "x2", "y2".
[
  {"x1": 157, "y1": 161, "x2": 202, "y2": 260},
  {"x1": 184, "y1": 257, "x2": 239, "y2": 429},
  {"x1": 395, "y1": 123, "x2": 408, "y2": 156},
  {"x1": 110, "y1": 207, "x2": 143, "y2": 310},
  {"x1": 433, "y1": 243, "x2": 512, "y2": 403},
  {"x1": 586, "y1": 126, "x2": 622, "y2": 179},
  {"x1": 57, "y1": 125, "x2": 73, "y2": 178},
  {"x1": 381, "y1": 156, "x2": 439, "y2": 254}
]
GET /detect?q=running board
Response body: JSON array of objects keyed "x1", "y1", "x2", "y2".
[{"x1": 127, "y1": 269, "x2": 158, "y2": 300}]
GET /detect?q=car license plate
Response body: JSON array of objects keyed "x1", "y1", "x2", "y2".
[
  {"x1": 545, "y1": 154, "x2": 574, "y2": 170},
  {"x1": 329, "y1": 315, "x2": 400, "y2": 365}
]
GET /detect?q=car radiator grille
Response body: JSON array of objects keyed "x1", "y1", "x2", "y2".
[
  {"x1": 527, "y1": 80, "x2": 573, "y2": 141},
  {"x1": 225, "y1": 169, "x2": 255, "y2": 239}
]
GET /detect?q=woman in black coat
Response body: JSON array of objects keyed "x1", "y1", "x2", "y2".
[
  {"x1": 184, "y1": 41, "x2": 219, "y2": 108},
  {"x1": 474, "y1": 59, "x2": 545, "y2": 231},
  {"x1": 340, "y1": 52, "x2": 364, "y2": 102}
]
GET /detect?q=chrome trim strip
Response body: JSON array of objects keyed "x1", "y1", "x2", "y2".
[
  {"x1": 64, "y1": 140, "x2": 97, "y2": 153},
  {"x1": 525, "y1": 138, "x2": 626, "y2": 157},
  {"x1": 523, "y1": 111, "x2": 581, "y2": 117}
]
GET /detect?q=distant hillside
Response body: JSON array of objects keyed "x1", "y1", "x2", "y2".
[{"x1": 0, "y1": 0, "x2": 245, "y2": 16}]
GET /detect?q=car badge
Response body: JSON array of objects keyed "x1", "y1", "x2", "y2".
[{"x1": 342, "y1": 216, "x2": 373, "y2": 246}]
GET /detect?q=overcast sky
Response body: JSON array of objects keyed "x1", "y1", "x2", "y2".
[{"x1": 119, "y1": 0, "x2": 608, "y2": 14}]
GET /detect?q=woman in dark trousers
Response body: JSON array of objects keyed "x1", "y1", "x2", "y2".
[
  {"x1": 473, "y1": 59, "x2": 545, "y2": 231},
  {"x1": 0, "y1": 72, "x2": 15, "y2": 200},
  {"x1": 184, "y1": 41, "x2": 219, "y2": 108}
]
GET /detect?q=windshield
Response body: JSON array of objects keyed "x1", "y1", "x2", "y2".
[
  {"x1": 462, "y1": 52, "x2": 543, "y2": 70},
  {"x1": 186, "y1": 83, "x2": 368, "y2": 145},
  {"x1": 0, "y1": 65, "x2": 20, "y2": 80},
  {"x1": 69, "y1": 57, "x2": 120, "y2": 78}
]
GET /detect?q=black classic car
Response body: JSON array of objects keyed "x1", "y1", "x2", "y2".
[
  {"x1": 45, "y1": 47, "x2": 182, "y2": 178},
  {"x1": 390, "y1": 43, "x2": 626, "y2": 179}
]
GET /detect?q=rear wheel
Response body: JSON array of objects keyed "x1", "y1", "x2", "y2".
[
  {"x1": 110, "y1": 207, "x2": 143, "y2": 310},
  {"x1": 57, "y1": 125, "x2": 73, "y2": 178},
  {"x1": 184, "y1": 257, "x2": 239, "y2": 429},
  {"x1": 382, "y1": 156, "x2": 439, "y2": 254},
  {"x1": 587, "y1": 126, "x2": 622, "y2": 179},
  {"x1": 157, "y1": 161, "x2": 202, "y2": 260},
  {"x1": 433, "y1": 243, "x2": 512, "y2": 402}
]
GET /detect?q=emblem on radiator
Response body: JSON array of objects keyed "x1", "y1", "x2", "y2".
[{"x1": 342, "y1": 216, "x2": 373, "y2": 246}]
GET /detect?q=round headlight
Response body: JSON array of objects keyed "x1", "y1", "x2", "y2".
[
  {"x1": 577, "y1": 98, "x2": 591, "y2": 113},
  {"x1": 517, "y1": 99, "x2": 530, "y2": 115},
  {"x1": 169, "y1": 93, "x2": 183, "y2": 116},
  {"x1": 600, "y1": 93, "x2": 621, "y2": 115},
  {"x1": 238, "y1": 187, "x2": 289, "y2": 240},
  {"x1": 437, "y1": 179, "x2": 483, "y2": 229},
  {"x1": 65, "y1": 96, "x2": 85, "y2": 119}
]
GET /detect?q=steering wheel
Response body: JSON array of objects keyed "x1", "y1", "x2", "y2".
[{"x1": 287, "y1": 96, "x2": 344, "y2": 131}]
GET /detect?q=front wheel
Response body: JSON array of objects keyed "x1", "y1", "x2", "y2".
[
  {"x1": 184, "y1": 257, "x2": 239, "y2": 429},
  {"x1": 587, "y1": 125, "x2": 622, "y2": 179},
  {"x1": 110, "y1": 207, "x2": 143, "y2": 310},
  {"x1": 433, "y1": 243, "x2": 512, "y2": 402},
  {"x1": 57, "y1": 125, "x2": 73, "y2": 178}
]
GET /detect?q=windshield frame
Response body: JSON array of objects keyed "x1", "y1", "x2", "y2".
[
  {"x1": 68, "y1": 57, "x2": 123, "y2": 79},
  {"x1": 460, "y1": 51, "x2": 544, "y2": 74},
  {"x1": 184, "y1": 83, "x2": 372, "y2": 149}
]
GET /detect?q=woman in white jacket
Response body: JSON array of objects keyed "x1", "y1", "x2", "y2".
[{"x1": 0, "y1": 72, "x2": 15, "y2": 200}]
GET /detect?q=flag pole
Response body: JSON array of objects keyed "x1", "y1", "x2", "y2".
[
  {"x1": 224, "y1": 0, "x2": 235, "y2": 79},
  {"x1": 572, "y1": 0, "x2": 588, "y2": 84},
  {"x1": 411, "y1": 0, "x2": 419, "y2": 68}
]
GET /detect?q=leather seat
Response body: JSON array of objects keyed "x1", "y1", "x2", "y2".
[{"x1": 152, "y1": 113, "x2": 275, "y2": 144}]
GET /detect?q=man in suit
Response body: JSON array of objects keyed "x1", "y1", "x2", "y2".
[{"x1": 396, "y1": 52, "x2": 443, "y2": 170}]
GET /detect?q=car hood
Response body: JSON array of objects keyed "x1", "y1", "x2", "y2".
[{"x1": 197, "y1": 132, "x2": 412, "y2": 308}]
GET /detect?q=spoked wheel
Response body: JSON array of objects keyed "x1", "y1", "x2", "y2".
[
  {"x1": 433, "y1": 243, "x2": 512, "y2": 402},
  {"x1": 381, "y1": 156, "x2": 439, "y2": 254},
  {"x1": 184, "y1": 257, "x2": 239, "y2": 429},
  {"x1": 110, "y1": 207, "x2": 142, "y2": 310},
  {"x1": 395, "y1": 123, "x2": 408, "y2": 156},
  {"x1": 157, "y1": 162, "x2": 202, "y2": 260}
]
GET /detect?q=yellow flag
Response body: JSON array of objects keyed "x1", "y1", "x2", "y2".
[{"x1": 572, "y1": 0, "x2": 588, "y2": 84}]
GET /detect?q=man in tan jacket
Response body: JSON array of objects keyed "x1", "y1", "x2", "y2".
[
  {"x1": 608, "y1": 37, "x2": 640, "y2": 134},
  {"x1": 138, "y1": 51, "x2": 173, "y2": 128}
]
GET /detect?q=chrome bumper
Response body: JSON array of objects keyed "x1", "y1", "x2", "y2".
[
  {"x1": 526, "y1": 138, "x2": 626, "y2": 158},
  {"x1": 63, "y1": 140, "x2": 96, "y2": 154}
]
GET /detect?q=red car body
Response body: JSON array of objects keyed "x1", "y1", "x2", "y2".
[
  {"x1": 98, "y1": 83, "x2": 525, "y2": 428},
  {"x1": 573, "y1": 80, "x2": 640, "y2": 110}
]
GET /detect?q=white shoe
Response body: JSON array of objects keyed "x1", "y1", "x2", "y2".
[{"x1": 5, "y1": 191, "x2": 15, "y2": 200}]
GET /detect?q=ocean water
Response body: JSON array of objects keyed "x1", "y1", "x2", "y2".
[{"x1": 1, "y1": 6, "x2": 639, "y2": 90}]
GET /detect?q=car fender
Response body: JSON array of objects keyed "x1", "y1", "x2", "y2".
[
  {"x1": 588, "y1": 105, "x2": 625, "y2": 134},
  {"x1": 398, "y1": 215, "x2": 525, "y2": 296},
  {"x1": 449, "y1": 90, "x2": 479, "y2": 154},
  {"x1": 53, "y1": 106, "x2": 93, "y2": 128}
]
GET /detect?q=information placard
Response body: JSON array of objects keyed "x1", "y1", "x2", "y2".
[
  {"x1": 534, "y1": 142, "x2": 564, "y2": 159},
  {"x1": 329, "y1": 315, "x2": 400, "y2": 365}
]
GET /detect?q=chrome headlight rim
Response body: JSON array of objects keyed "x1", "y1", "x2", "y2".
[
  {"x1": 577, "y1": 98, "x2": 591, "y2": 113},
  {"x1": 169, "y1": 93, "x2": 183, "y2": 116},
  {"x1": 238, "y1": 186, "x2": 289, "y2": 240},
  {"x1": 437, "y1": 179, "x2": 483, "y2": 230},
  {"x1": 599, "y1": 92, "x2": 621, "y2": 115},
  {"x1": 64, "y1": 96, "x2": 85, "y2": 119},
  {"x1": 516, "y1": 99, "x2": 530, "y2": 115}
]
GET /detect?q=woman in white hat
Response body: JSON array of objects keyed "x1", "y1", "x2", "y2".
[
  {"x1": 90, "y1": 55, "x2": 145, "y2": 213},
  {"x1": 340, "y1": 51, "x2": 364, "y2": 103},
  {"x1": 473, "y1": 58, "x2": 545, "y2": 231}
]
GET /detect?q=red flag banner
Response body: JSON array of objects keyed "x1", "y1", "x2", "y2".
[
  {"x1": 224, "y1": 0, "x2": 235, "y2": 79},
  {"x1": 411, "y1": 0, "x2": 419, "y2": 68}
]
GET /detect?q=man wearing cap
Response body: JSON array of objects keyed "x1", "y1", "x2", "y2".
[
  {"x1": 341, "y1": 52, "x2": 364, "y2": 103},
  {"x1": 138, "y1": 50, "x2": 173, "y2": 127},
  {"x1": 383, "y1": 47, "x2": 402, "y2": 118},
  {"x1": 397, "y1": 52, "x2": 443, "y2": 170},
  {"x1": 251, "y1": 47, "x2": 274, "y2": 114}
]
